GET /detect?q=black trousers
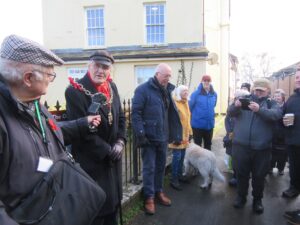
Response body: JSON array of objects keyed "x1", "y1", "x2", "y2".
[
  {"x1": 287, "y1": 145, "x2": 300, "y2": 190},
  {"x1": 192, "y1": 128, "x2": 213, "y2": 150},
  {"x1": 270, "y1": 149, "x2": 288, "y2": 171},
  {"x1": 232, "y1": 144, "x2": 271, "y2": 199},
  {"x1": 91, "y1": 211, "x2": 118, "y2": 225}
]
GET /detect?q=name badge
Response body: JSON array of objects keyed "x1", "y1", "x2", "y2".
[{"x1": 37, "y1": 157, "x2": 53, "y2": 172}]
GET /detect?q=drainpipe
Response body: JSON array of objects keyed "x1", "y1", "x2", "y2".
[{"x1": 203, "y1": 0, "x2": 205, "y2": 46}]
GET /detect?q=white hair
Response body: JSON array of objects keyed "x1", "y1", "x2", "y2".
[
  {"x1": 234, "y1": 89, "x2": 250, "y2": 98},
  {"x1": 0, "y1": 58, "x2": 43, "y2": 83},
  {"x1": 174, "y1": 85, "x2": 189, "y2": 100}
]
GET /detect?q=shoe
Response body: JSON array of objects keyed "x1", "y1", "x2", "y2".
[
  {"x1": 170, "y1": 181, "x2": 183, "y2": 191},
  {"x1": 286, "y1": 210, "x2": 300, "y2": 225},
  {"x1": 278, "y1": 170, "x2": 284, "y2": 176},
  {"x1": 284, "y1": 209, "x2": 300, "y2": 219},
  {"x1": 282, "y1": 187, "x2": 300, "y2": 198},
  {"x1": 179, "y1": 176, "x2": 190, "y2": 184},
  {"x1": 252, "y1": 199, "x2": 264, "y2": 214},
  {"x1": 144, "y1": 197, "x2": 155, "y2": 215},
  {"x1": 228, "y1": 178, "x2": 237, "y2": 187},
  {"x1": 233, "y1": 196, "x2": 246, "y2": 208},
  {"x1": 155, "y1": 192, "x2": 171, "y2": 206}
]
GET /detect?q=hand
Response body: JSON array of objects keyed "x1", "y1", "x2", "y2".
[
  {"x1": 87, "y1": 115, "x2": 101, "y2": 127},
  {"x1": 136, "y1": 135, "x2": 150, "y2": 147},
  {"x1": 248, "y1": 102, "x2": 260, "y2": 112},
  {"x1": 109, "y1": 139, "x2": 125, "y2": 161},
  {"x1": 235, "y1": 99, "x2": 242, "y2": 107}
]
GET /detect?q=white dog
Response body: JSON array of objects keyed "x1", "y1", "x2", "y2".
[{"x1": 184, "y1": 143, "x2": 225, "y2": 189}]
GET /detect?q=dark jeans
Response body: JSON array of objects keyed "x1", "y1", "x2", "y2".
[
  {"x1": 270, "y1": 149, "x2": 288, "y2": 171},
  {"x1": 192, "y1": 128, "x2": 213, "y2": 150},
  {"x1": 232, "y1": 144, "x2": 271, "y2": 199},
  {"x1": 141, "y1": 142, "x2": 167, "y2": 198},
  {"x1": 92, "y1": 211, "x2": 118, "y2": 225},
  {"x1": 171, "y1": 149, "x2": 185, "y2": 182},
  {"x1": 287, "y1": 145, "x2": 300, "y2": 190}
]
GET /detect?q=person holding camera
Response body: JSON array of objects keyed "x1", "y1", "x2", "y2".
[
  {"x1": 228, "y1": 78, "x2": 282, "y2": 214},
  {"x1": 65, "y1": 50, "x2": 126, "y2": 225}
]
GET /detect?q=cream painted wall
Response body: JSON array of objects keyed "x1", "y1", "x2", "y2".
[{"x1": 42, "y1": 0, "x2": 204, "y2": 48}]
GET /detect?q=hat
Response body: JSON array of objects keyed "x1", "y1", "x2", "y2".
[
  {"x1": 241, "y1": 82, "x2": 251, "y2": 92},
  {"x1": 89, "y1": 50, "x2": 114, "y2": 66},
  {"x1": 201, "y1": 75, "x2": 211, "y2": 82},
  {"x1": 253, "y1": 78, "x2": 271, "y2": 91},
  {"x1": 0, "y1": 34, "x2": 64, "y2": 66}
]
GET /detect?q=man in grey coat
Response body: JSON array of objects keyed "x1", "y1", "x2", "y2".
[{"x1": 228, "y1": 78, "x2": 282, "y2": 214}]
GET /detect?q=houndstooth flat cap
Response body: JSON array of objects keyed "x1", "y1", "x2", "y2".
[{"x1": 0, "y1": 34, "x2": 64, "y2": 66}]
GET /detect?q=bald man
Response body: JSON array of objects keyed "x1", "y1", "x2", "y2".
[{"x1": 132, "y1": 63, "x2": 182, "y2": 215}]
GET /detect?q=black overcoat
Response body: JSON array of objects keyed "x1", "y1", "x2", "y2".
[{"x1": 65, "y1": 74, "x2": 126, "y2": 216}]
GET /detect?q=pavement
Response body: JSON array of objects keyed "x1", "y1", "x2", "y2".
[{"x1": 129, "y1": 128, "x2": 300, "y2": 225}]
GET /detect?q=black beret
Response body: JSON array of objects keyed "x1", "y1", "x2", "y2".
[{"x1": 89, "y1": 50, "x2": 114, "y2": 66}]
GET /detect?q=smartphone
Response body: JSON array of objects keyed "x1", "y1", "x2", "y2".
[{"x1": 88, "y1": 102, "x2": 101, "y2": 115}]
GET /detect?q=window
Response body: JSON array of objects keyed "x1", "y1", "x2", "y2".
[
  {"x1": 135, "y1": 66, "x2": 156, "y2": 85},
  {"x1": 145, "y1": 4, "x2": 165, "y2": 45},
  {"x1": 86, "y1": 7, "x2": 104, "y2": 47}
]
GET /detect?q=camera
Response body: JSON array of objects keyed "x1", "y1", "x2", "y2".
[{"x1": 239, "y1": 95, "x2": 251, "y2": 110}]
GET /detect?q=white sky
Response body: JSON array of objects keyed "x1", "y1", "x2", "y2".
[
  {"x1": 0, "y1": 0, "x2": 299, "y2": 71},
  {"x1": 230, "y1": 0, "x2": 300, "y2": 70}
]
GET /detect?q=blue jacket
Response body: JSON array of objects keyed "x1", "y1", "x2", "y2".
[
  {"x1": 131, "y1": 77, "x2": 182, "y2": 143},
  {"x1": 189, "y1": 83, "x2": 217, "y2": 130}
]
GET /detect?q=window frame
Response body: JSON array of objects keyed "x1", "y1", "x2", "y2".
[
  {"x1": 135, "y1": 65, "x2": 157, "y2": 86},
  {"x1": 84, "y1": 6, "x2": 105, "y2": 48},
  {"x1": 144, "y1": 3, "x2": 166, "y2": 45}
]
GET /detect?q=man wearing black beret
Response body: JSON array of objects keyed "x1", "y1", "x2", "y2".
[{"x1": 65, "y1": 50, "x2": 126, "y2": 225}]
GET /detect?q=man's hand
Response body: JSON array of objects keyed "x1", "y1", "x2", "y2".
[
  {"x1": 109, "y1": 139, "x2": 125, "y2": 161},
  {"x1": 234, "y1": 99, "x2": 242, "y2": 107},
  {"x1": 248, "y1": 101, "x2": 260, "y2": 112},
  {"x1": 86, "y1": 115, "x2": 101, "y2": 127}
]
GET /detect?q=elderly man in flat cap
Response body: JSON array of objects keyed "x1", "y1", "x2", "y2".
[
  {"x1": 228, "y1": 78, "x2": 282, "y2": 214},
  {"x1": 0, "y1": 35, "x2": 104, "y2": 225},
  {"x1": 65, "y1": 50, "x2": 126, "y2": 225}
]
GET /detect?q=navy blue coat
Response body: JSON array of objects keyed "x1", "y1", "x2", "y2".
[{"x1": 131, "y1": 77, "x2": 182, "y2": 143}]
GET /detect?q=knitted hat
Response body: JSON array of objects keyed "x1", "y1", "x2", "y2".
[{"x1": 201, "y1": 75, "x2": 211, "y2": 82}]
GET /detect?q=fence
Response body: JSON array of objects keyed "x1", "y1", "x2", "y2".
[{"x1": 45, "y1": 99, "x2": 142, "y2": 187}]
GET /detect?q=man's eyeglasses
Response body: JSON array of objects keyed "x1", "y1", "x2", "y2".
[{"x1": 33, "y1": 70, "x2": 56, "y2": 82}]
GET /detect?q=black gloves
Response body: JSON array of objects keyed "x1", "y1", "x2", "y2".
[
  {"x1": 136, "y1": 135, "x2": 150, "y2": 147},
  {"x1": 109, "y1": 139, "x2": 125, "y2": 161}
]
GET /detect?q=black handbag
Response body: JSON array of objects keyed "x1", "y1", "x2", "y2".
[{"x1": 9, "y1": 159, "x2": 106, "y2": 225}]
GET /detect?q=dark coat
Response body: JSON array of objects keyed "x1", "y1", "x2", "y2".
[
  {"x1": 284, "y1": 89, "x2": 300, "y2": 146},
  {"x1": 131, "y1": 77, "x2": 182, "y2": 143},
  {"x1": 228, "y1": 95, "x2": 282, "y2": 150},
  {"x1": 0, "y1": 76, "x2": 91, "y2": 225},
  {"x1": 272, "y1": 104, "x2": 286, "y2": 151},
  {"x1": 65, "y1": 74, "x2": 126, "y2": 216}
]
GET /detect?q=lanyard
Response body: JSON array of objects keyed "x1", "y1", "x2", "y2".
[{"x1": 34, "y1": 100, "x2": 47, "y2": 144}]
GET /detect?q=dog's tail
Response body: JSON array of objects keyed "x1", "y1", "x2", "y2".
[{"x1": 212, "y1": 167, "x2": 225, "y2": 183}]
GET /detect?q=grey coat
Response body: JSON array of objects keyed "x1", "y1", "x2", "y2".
[{"x1": 228, "y1": 96, "x2": 282, "y2": 150}]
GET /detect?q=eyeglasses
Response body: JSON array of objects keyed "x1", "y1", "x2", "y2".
[{"x1": 33, "y1": 70, "x2": 56, "y2": 82}]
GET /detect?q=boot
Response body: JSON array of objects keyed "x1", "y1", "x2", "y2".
[
  {"x1": 233, "y1": 195, "x2": 246, "y2": 208},
  {"x1": 155, "y1": 192, "x2": 171, "y2": 206},
  {"x1": 144, "y1": 197, "x2": 155, "y2": 215},
  {"x1": 252, "y1": 199, "x2": 264, "y2": 214},
  {"x1": 170, "y1": 179, "x2": 183, "y2": 191}
]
